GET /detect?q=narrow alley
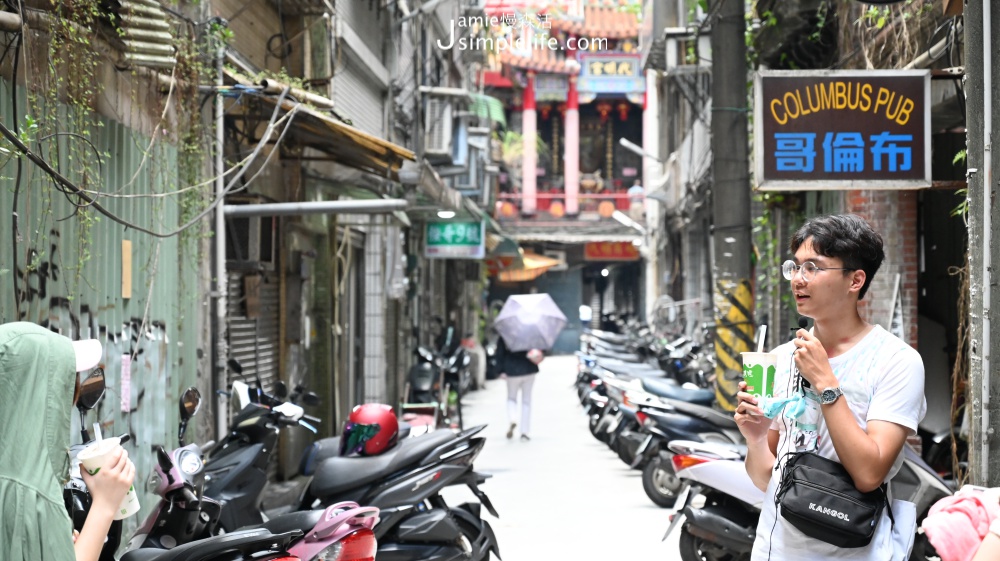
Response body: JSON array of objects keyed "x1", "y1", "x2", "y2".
[{"x1": 443, "y1": 355, "x2": 683, "y2": 559}]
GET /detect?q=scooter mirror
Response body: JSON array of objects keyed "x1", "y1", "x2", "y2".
[
  {"x1": 227, "y1": 358, "x2": 243, "y2": 375},
  {"x1": 417, "y1": 346, "x2": 435, "y2": 362},
  {"x1": 302, "y1": 392, "x2": 320, "y2": 406},
  {"x1": 77, "y1": 368, "x2": 106, "y2": 411},
  {"x1": 274, "y1": 381, "x2": 288, "y2": 398},
  {"x1": 180, "y1": 387, "x2": 202, "y2": 419}
]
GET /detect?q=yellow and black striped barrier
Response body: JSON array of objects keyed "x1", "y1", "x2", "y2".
[{"x1": 713, "y1": 278, "x2": 755, "y2": 411}]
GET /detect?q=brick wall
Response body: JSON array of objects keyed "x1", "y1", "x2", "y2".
[{"x1": 847, "y1": 190, "x2": 919, "y2": 348}]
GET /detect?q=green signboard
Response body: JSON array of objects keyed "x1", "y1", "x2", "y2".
[{"x1": 425, "y1": 221, "x2": 485, "y2": 259}]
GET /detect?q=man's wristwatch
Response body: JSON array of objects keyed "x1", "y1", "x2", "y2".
[{"x1": 820, "y1": 386, "x2": 844, "y2": 405}]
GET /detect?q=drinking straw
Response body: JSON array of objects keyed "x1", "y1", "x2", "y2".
[
  {"x1": 757, "y1": 325, "x2": 767, "y2": 353},
  {"x1": 93, "y1": 423, "x2": 103, "y2": 442}
]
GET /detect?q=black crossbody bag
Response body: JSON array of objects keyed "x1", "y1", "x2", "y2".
[{"x1": 776, "y1": 450, "x2": 894, "y2": 548}]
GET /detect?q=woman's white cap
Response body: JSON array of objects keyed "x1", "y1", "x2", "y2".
[{"x1": 71, "y1": 339, "x2": 103, "y2": 372}]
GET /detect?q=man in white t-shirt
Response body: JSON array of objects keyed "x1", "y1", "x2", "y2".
[{"x1": 734, "y1": 214, "x2": 926, "y2": 560}]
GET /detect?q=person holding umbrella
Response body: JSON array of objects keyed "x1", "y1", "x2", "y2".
[
  {"x1": 492, "y1": 293, "x2": 567, "y2": 441},
  {"x1": 494, "y1": 336, "x2": 541, "y2": 441}
]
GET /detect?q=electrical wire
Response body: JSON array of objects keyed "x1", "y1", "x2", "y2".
[
  {"x1": 9, "y1": 29, "x2": 23, "y2": 317},
  {"x1": 0, "y1": 87, "x2": 296, "y2": 238}
]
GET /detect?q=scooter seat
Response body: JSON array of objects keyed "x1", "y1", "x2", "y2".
[
  {"x1": 667, "y1": 398, "x2": 739, "y2": 429},
  {"x1": 254, "y1": 509, "x2": 324, "y2": 536},
  {"x1": 309, "y1": 429, "x2": 457, "y2": 499},
  {"x1": 119, "y1": 530, "x2": 300, "y2": 561},
  {"x1": 592, "y1": 350, "x2": 644, "y2": 362},
  {"x1": 598, "y1": 361, "x2": 666, "y2": 377},
  {"x1": 302, "y1": 421, "x2": 414, "y2": 474},
  {"x1": 641, "y1": 378, "x2": 716, "y2": 406},
  {"x1": 583, "y1": 329, "x2": 630, "y2": 344}
]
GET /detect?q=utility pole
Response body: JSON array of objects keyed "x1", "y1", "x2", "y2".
[
  {"x1": 965, "y1": 0, "x2": 1000, "y2": 486},
  {"x1": 708, "y1": 0, "x2": 754, "y2": 410}
]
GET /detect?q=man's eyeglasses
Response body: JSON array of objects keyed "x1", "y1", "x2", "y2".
[{"x1": 781, "y1": 260, "x2": 853, "y2": 282}]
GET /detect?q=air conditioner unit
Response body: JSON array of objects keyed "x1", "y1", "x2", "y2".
[
  {"x1": 544, "y1": 250, "x2": 568, "y2": 272},
  {"x1": 424, "y1": 97, "x2": 454, "y2": 162}
]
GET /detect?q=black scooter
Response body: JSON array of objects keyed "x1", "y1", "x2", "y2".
[{"x1": 298, "y1": 424, "x2": 501, "y2": 560}]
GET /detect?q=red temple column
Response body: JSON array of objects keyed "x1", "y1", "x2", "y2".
[
  {"x1": 565, "y1": 74, "x2": 580, "y2": 215},
  {"x1": 521, "y1": 71, "x2": 537, "y2": 215}
]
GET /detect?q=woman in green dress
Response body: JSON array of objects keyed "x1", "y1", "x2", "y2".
[{"x1": 0, "y1": 322, "x2": 135, "y2": 561}]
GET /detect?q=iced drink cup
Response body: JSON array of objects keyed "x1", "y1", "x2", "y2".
[
  {"x1": 78, "y1": 437, "x2": 140, "y2": 520},
  {"x1": 741, "y1": 352, "x2": 777, "y2": 399}
]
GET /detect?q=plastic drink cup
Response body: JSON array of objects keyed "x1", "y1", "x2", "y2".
[
  {"x1": 78, "y1": 437, "x2": 141, "y2": 520},
  {"x1": 741, "y1": 352, "x2": 777, "y2": 399}
]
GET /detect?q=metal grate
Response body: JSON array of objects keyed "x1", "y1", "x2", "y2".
[{"x1": 227, "y1": 271, "x2": 280, "y2": 480}]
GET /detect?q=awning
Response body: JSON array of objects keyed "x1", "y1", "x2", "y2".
[
  {"x1": 496, "y1": 251, "x2": 562, "y2": 283},
  {"x1": 485, "y1": 233, "x2": 523, "y2": 275},
  {"x1": 470, "y1": 93, "x2": 506, "y2": 127},
  {"x1": 225, "y1": 69, "x2": 415, "y2": 181}
]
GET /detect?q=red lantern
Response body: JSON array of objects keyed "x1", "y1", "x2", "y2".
[
  {"x1": 549, "y1": 200, "x2": 565, "y2": 218},
  {"x1": 596, "y1": 101, "x2": 612, "y2": 123},
  {"x1": 540, "y1": 104, "x2": 552, "y2": 120},
  {"x1": 617, "y1": 101, "x2": 630, "y2": 121}
]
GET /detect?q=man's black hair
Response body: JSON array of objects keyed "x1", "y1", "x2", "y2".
[{"x1": 789, "y1": 214, "x2": 885, "y2": 300}]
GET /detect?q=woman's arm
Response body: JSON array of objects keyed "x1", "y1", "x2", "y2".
[
  {"x1": 972, "y1": 519, "x2": 1000, "y2": 561},
  {"x1": 75, "y1": 447, "x2": 135, "y2": 561}
]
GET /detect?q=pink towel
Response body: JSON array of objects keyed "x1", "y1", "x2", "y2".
[{"x1": 923, "y1": 489, "x2": 1000, "y2": 561}]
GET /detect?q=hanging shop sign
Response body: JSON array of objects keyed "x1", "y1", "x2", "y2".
[
  {"x1": 584, "y1": 241, "x2": 640, "y2": 262},
  {"x1": 753, "y1": 70, "x2": 931, "y2": 190},
  {"x1": 578, "y1": 53, "x2": 644, "y2": 95},
  {"x1": 425, "y1": 221, "x2": 486, "y2": 259}
]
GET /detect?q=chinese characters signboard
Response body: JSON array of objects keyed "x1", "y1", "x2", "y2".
[
  {"x1": 578, "y1": 54, "x2": 644, "y2": 95},
  {"x1": 425, "y1": 222, "x2": 485, "y2": 259},
  {"x1": 754, "y1": 70, "x2": 931, "y2": 190},
  {"x1": 584, "y1": 241, "x2": 640, "y2": 262}
]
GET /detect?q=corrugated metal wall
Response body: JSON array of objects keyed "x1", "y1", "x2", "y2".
[
  {"x1": 226, "y1": 272, "x2": 280, "y2": 392},
  {"x1": 0, "y1": 82, "x2": 202, "y2": 536},
  {"x1": 226, "y1": 271, "x2": 280, "y2": 479}
]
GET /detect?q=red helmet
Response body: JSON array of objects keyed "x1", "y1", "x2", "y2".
[{"x1": 340, "y1": 403, "x2": 399, "y2": 457}]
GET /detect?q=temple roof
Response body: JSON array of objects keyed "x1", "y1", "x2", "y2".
[
  {"x1": 551, "y1": 3, "x2": 640, "y2": 40},
  {"x1": 499, "y1": 49, "x2": 580, "y2": 75}
]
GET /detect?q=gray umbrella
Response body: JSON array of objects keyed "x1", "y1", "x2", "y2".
[{"x1": 494, "y1": 293, "x2": 568, "y2": 352}]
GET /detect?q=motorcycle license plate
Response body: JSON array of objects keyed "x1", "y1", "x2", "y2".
[
  {"x1": 606, "y1": 412, "x2": 624, "y2": 433},
  {"x1": 634, "y1": 434, "x2": 653, "y2": 458},
  {"x1": 662, "y1": 484, "x2": 692, "y2": 541}
]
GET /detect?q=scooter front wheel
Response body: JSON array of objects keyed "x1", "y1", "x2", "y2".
[{"x1": 642, "y1": 456, "x2": 682, "y2": 508}]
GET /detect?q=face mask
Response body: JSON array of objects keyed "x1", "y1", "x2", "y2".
[{"x1": 759, "y1": 392, "x2": 808, "y2": 420}]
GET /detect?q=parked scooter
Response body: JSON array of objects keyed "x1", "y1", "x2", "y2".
[
  {"x1": 663, "y1": 440, "x2": 952, "y2": 561},
  {"x1": 629, "y1": 400, "x2": 744, "y2": 508},
  {"x1": 298, "y1": 419, "x2": 501, "y2": 561},
  {"x1": 125, "y1": 387, "x2": 222, "y2": 550},
  {"x1": 202, "y1": 368, "x2": 322, "y2": 532}
]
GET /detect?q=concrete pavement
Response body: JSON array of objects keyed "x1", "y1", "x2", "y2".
[{"x1": 442, "y1": 354, "x2": 683, "y2": 559}]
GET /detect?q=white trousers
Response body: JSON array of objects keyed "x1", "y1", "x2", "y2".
[{"x1": 506, "y1": 374, "x2": 537, "y2": 435}]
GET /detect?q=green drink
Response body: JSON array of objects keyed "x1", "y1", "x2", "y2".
[{"x1": 741, "y1": 352, "x2": 777, "y2": 399}]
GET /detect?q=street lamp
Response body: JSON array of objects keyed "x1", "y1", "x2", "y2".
[{"x1": 619, "y1": 137, "x2": 665, "y2": 163}]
